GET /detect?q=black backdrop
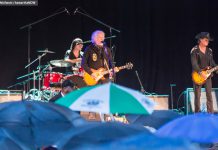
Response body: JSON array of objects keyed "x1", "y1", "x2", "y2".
[{"x1": 1, "y1": 0, "x2": 218, "y2": 109}]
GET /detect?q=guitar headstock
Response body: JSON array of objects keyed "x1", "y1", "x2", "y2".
[{"x1": 125, "y1": 62, "x2": 133, "y2": 70}]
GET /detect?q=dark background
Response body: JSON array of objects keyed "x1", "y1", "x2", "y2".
[{"x1": 1, "y1": 0, "x2": 218, "y2": 109}]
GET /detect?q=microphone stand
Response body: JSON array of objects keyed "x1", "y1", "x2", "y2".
[
  {"x1": 75, "y1": 9, "x2": 120, "y2": 33},
  {"x1": 135, "y1": 70, "x2": 150, "y2": 95},
  {"x1": 19, "y1": 8, "x2": 68, "y2": 91},
  {"x1": 170, "y1": 84, "x2": 176, "y2": 110}
]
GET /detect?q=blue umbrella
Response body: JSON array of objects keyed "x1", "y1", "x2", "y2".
[
  {"x1": 156, "y1": 113, "x2": 218, "y2": 143},
  {"x1": 53, "y1": 122, "x2": 152, "y2": 149},
  {"x1": 0, "y1": 101, "x2": 87, "y2": 149},
  {"x1": 0, "y1": 128, "x2": 29, "y2": 150},
  {"x1": 84, "y1": 133, "x2": 201, "y2": 150},
  {"x1": 126, "y1": 110, "x2": 182, "y2": 129}
]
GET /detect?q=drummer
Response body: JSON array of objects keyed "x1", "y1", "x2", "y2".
[{"x1": 64, "y1": 38, "x2": 84, "y2": 75}]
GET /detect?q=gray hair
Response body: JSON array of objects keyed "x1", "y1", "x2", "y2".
[{"x1": 91, "y1": 30, "x2": 105, "y2": 44}]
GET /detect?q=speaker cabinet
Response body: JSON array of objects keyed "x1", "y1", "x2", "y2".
[
  {"x1": 0, "y1": 90, "x2": 23, "y2": 103},
  {"x1": 147, "y1": 95, "x2": 169, "y2": 110},
  {"x1": 185, "y1": 88, "x2": 218, "y2": 114}
]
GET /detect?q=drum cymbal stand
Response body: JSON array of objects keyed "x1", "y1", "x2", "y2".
[
  {"x1": 25, "y1": 51, "x2": 48, "y2": 100},
  {"x1": 25, "y1": 51, "x2": 47, "y2": 88},
  {"x1": 37, "y1": 52, "x2": 47, "y2": 91}
]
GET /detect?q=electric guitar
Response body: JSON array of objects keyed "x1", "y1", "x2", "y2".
[
  {"x1": 83, "y1": 62, "x2": 133, "y2": 86},
  {"x1": 192, "y1": 66, "x2": 218, "y2": 85}
]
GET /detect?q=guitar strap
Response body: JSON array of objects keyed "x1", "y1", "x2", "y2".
[{"x1": 103, "y1": 47, "x2": 113, "y2": 79}]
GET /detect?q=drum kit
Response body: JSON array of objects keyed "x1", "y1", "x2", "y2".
[{"x1": 16, "y1": 49, "x2": 86, "y2": 101}]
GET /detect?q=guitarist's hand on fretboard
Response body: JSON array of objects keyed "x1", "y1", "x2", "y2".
[
  {"x1": 114, "y1": 67, "x2": 120, "y2": 73},
  {"x1": 109, "y1": 67, "x2": 119, "y2": 78}
]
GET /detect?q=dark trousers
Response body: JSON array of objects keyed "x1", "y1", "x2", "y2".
[{"x1": 193, "y1": 78, "x2": 214, "y2": 113}]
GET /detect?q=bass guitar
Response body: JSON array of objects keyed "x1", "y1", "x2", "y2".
[
  {"x1": 192, "y1": 66, "x2": 218, "y2": 85},
  {"x1": 83, "y1": 62, "x2": 133, "y2": 86}
]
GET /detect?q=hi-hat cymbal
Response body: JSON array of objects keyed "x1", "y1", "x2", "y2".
[
  {"x1": 37, "y1": 49, "x2": 55, "y2": 53},
  {"x1": 50, "y1": 60, "x2": 72, "y2": 67}
]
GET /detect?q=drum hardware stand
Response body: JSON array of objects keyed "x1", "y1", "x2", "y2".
[
  {"x1": 7, "y1": 80, "x2": 27, "y2": 91},
  {"x1": 135, "y1": 70, "x2": 151, "y2": 95},
  {"x1": 22, "y1": 50, "x2": 49, "y2": 100},
  {"x1": 17, "y1": 70, "x2": 40, "y2": 93},
  {"x1": 19, "y1": 7, "x2": 69, "y2": 91},
  {"x1": 33, "y1": 70, "x2": 37, "y2": 99}
]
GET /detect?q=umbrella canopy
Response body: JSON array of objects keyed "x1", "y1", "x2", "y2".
[
  {"x1": 126, "y1": 110, "x2": 183, "y2": 129},
  {"x1": 0, "y1": 128, "x2": 29, "y2": 150},
  {"x1": 0, "y1": 101, "x2": 87, "y2": 149},
  {"x1": 53, "y1": 122, "x2": 152, "y2": 149},
  {"x1": 55, "y1": 82, "x2": 155, "y2": 115},
  {"x1": 83, "y1": 133, "x2": 201, "y2": 150},
  {"x1": 156, "y1": 113, "x2": 218, "y2": 143}
]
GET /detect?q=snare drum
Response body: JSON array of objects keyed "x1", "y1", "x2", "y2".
[{"x1": 42, "y1": 72, "x2": 63, "y2": 89}]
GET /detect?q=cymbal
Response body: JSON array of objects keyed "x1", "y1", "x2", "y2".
[
  {"x1": 37, "y1": 49, "x2": 55, "y2": 53},
  {"x1": 50, "y1": 60, "x2": 72, "y2": 67}
]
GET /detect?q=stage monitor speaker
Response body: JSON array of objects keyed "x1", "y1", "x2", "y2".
[
  {"x1": 0, "y1": 90, "x2": 23, "y2": 103},
  {"x1": 185, "y1": 88, "x2": 218, "y2": 114},
  {"x1": 147, "y1": 95, "x2": 169, "y2": 110}
]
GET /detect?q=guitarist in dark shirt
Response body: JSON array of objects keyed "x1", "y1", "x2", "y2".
[
  {"x1": 190, "y1": 32, "x2": 217, "y2": 113},
  {"x1": 82, "y1": 30, "x2": 118, "y2": 85}
]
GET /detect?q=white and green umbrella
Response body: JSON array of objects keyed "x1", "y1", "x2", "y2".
[{"x1": 55, "y1": 82, "x2": 155, "y2": 115}]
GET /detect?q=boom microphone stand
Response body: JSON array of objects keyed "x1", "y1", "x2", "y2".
[{"x1": 19, "y1": 7, "x2": 69, "y2": 91}]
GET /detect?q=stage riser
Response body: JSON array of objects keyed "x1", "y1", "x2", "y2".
[{"x1": 0, "y1": 90, "x2": 23, "y2": 103}]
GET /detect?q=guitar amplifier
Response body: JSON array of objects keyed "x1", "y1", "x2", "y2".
[
  {"x1": 185, "y1": 88, "x2": 218, "y2": 114},
  {"x1": 0, "y1": 90, "x2": 23, "y2": 103},
  {"x1": 146, "y1": 95, "x2": 169, "y2": 110}
]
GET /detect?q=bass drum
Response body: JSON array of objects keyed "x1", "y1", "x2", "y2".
[
  {"x1": 65, "y1": 75, "x2": 87, "y2": 88},
  {"x1": 42, "y1": 72, "x2": 63, "y2": 89}
]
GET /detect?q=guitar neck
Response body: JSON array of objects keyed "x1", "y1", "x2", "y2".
[
  {"x1": 208, "y1": 66, "x2": 218, "y2": 74},
  {"x1": 102, "y1": 65, "x2": 128, "y2": 76},
  {"x1": 118, "y1": 66, "x2": 128, "y2": 70}
]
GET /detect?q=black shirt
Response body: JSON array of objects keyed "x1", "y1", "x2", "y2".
[
  {"x1": 191, "y1": 45, "x2": 217, "y2": 72},
  {"x1": 64, "y1": 49, "x2": 83, "y2": 74},
  {"x1": 82, "y1": 44, "x2": 112, "y2": 74}
]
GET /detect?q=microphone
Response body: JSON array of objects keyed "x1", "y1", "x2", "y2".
[
  {"x1": 101, "y1": 41, "x2": 106, "y2": 46},
  {"x1": 65, "y1": 8, "x2": 70, "y2": 15},
  {"x1": 111, "y1": 45, "x2": 115, "y2": 49},
  {"x1": 74, "y1": 8, "x2": 78, "y2": 15}
]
